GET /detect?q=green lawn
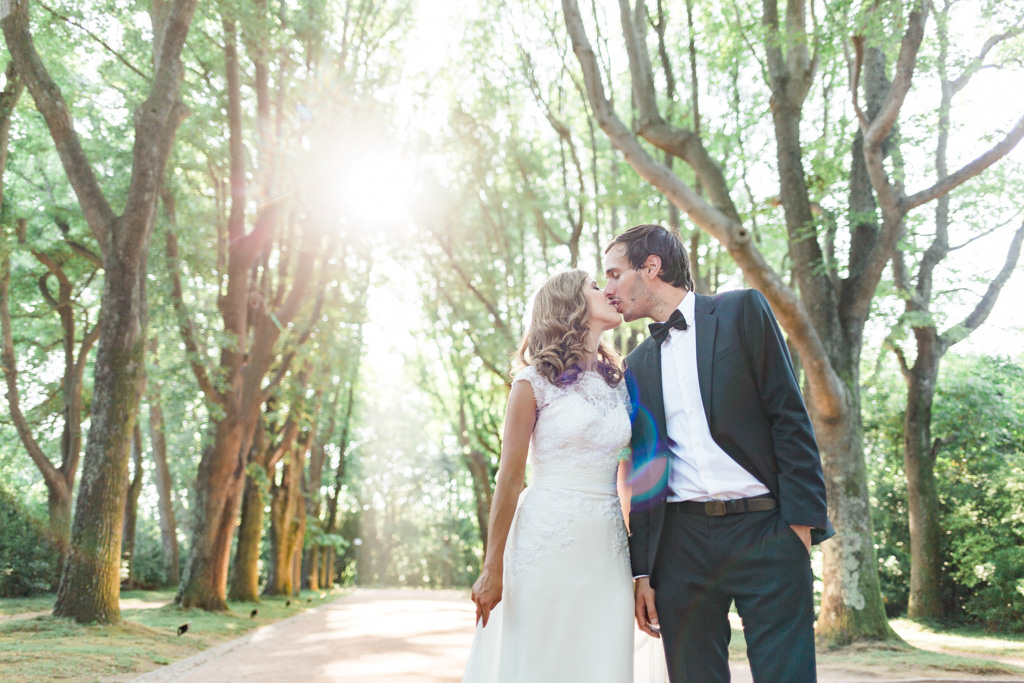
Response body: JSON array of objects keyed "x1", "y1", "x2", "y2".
[
  {"x1": 0, "y1": 588, "x2": 347, "y2": 682},
  {"x1": 720, "y1": 613, "x2": 1024, "y2": 679}
]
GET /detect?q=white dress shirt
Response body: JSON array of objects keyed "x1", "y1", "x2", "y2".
[{"x1": 661, "y1": 292, "x2": 770, "y2": 502}]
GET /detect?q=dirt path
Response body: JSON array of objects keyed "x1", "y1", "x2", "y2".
[
  {"x1": 133, "y1": 588, "x2": 473, "y2": 682},
  {"x1": 130, "y1": 589, "x2": 1023, "y2": 683}
]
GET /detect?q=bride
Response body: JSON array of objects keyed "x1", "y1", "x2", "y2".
[{"x1": 462, "y1": 269, "x2": 663, "y2": 682}]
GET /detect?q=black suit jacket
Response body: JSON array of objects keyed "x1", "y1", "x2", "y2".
[{"x1": 625, "y1": 289, "x2": 834, "y2": 581}]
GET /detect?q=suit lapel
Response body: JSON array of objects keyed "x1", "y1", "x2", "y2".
[
  {"x1": 694, "y1": 294, "x2": 717, "y2": 420},
  {"x1": 642, "y1": 338, "x2": 667, "y2": 440}
]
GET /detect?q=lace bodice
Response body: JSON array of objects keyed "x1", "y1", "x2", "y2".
[
  {"x1": 513, "y1": 365, "x2": 631, "y2": 470},
  {"x1": 505, "y1": 365, "x2": 632, "y2": 581}
]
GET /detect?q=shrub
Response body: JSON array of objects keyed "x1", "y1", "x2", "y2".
[{"x1": 0, "y1": 486, "x2": 59, "y2": 597}]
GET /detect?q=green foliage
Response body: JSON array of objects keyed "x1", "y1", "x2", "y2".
[
  {"x1": 867, "y1": 354, "x2": 1024, "y2": 630},
  {"x1": 0, "y1": 487, "x2": 58, "y2": 597},
  {"x1": 129, "y1": 519, "x2": 174, "y2": 590}
]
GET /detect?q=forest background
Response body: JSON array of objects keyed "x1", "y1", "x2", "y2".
[{"x1": 0, "y1": 0, "x2": 1022, "y2": 648}]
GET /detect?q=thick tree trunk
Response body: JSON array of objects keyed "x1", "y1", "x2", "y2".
[
  {"x1": 265, "y1": 477, "x2": 292, "y2": 596},
  {"x1": 229, "y1": 473, "x2": 265, "y2": 602},
  {"x1": 147, "y1": 369, "x2": 179, "y2": 586},
  {"x1": 122, "y1": 425, "x2": 145, "y2": 588},
  {"x1": 177, "y1": 418, "x2": 250, "y2": 610},
  {"x1": 54, "y1": 256, "x2": 149, "y2": 623},
  {"x1": 265, "y1": 444, "x2": 306, "y2": 596},
  {"x1": 813, "y1": 394, "x2": 894, "y2": 641},
  {"x1": 559, "y1": 0, "x2": 912, "y2": 642}
]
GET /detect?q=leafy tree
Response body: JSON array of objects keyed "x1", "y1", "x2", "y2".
[{"x1": 559, "y1": 0, "x2": 1024, "y2": 642}]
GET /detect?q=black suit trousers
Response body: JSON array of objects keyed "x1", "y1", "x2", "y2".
[{"x1": 652, "y1": 506, "x2": 816, "y2": 683}]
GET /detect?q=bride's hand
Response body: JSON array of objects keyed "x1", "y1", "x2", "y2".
[{"x1": 471, "y1": 567, "x2": 502, "y2": 627}]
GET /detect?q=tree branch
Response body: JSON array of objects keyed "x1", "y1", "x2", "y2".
[
  {"x1": 1, "y1": 0, "x2": 116, "y2": 245},
  {"x1": 164, "y1": 207, "x2": 225, "y2": 407},
  {"x1": 885, "y1": 338, "x2": 911, "y2": 380},
  {"x1": 902, "y1": 112, "x2": 1024, "y2": 213},
  {"x1": 37, "y1": 1, "x2": 149, "y2": 81},
  {"x1": 863, "y1": 1, "x2": 930, "y2": 148},
  {"x1": 950, "y1": 25, "x2": 1024, "y2": 94},
  {"x1": 939, "y1": 219, "x2": 1024, "y2": 351},
  {"x1": 1, "y1": 246, "x2": 63, "y2": 492}
]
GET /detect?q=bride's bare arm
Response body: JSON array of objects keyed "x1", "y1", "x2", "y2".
[
  {"x1": 470, "y1": 379, "x2": 536, "y2": 627},
  {"x1": 616, "y1": 460, "x2": 631, "y2": 530}
]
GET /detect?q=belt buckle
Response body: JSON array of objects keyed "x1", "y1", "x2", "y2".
[{"x1": 704, "y1": 500, "x2": 727, "y2": 516}]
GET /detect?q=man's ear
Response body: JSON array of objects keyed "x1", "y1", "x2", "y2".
[{"x1": 643, "y1": 255, "x2": 662, "y2": 281}]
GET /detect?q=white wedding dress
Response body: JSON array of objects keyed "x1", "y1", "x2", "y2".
[{"x1": 462, "y1": 366, "x2": 668, "y2": 683}]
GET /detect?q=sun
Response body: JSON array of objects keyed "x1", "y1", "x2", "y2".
[{"x1": 333, "y1": 149, "x2": 417, "y2": 233}]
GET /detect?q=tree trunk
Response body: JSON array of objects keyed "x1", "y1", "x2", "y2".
[
  {"x1": 265, "y1": 468, "x2": 293, "y2": 596},
  {"x1": 122, "y1": 425, "x2": 145, "y2": 588},
  {"x1": 306, "y1": 546, "x2": 319, "y2": 591},
  {"x1": 147, "y1": 359, "x2": 179, "y2": 586},
  {"x1": 324, "y1": 547, "x2": 334, "y2": 588},
  {"x1": 265, "y1": 442, "x2": 307, "y2": 597},
  {"x1": 0, "y1": 65, "x2": 80, "y2": 573},
  {"x1": 291, "y1": 501, "x2": 306, "y2": 596},
  {"x1": 229, "y1": 472, "x2": 265, "y2": 602},
  {"x1": 465, "y1": 450, "x2": 492, "y2": 554},
  {"x1": 903, "y1": 357, "x2": 943, "y2": 619},
  {"x1": 812, "y1": 392, "x2": 894, "y2": 641},
  {"x1": 46, "y1": 486, "x2": 72, "y2": 575},
  {"x1": 54, "y1": 254, "x2": 149, "y2": 623},
  {"x1": 178, "y1": 418, "x2": 250, "y2": 610}
]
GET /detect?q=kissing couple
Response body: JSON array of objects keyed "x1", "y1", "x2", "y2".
[{"x1": 462, "y1": 224, "x2": 833, "y2": 683}]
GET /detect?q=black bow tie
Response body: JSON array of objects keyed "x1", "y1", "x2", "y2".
[{"x1": 649, "y1": 309, "x2": 688, "y2": 344}]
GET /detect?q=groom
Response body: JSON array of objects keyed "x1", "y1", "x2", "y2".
[{"x1": 604, "y1": 224, "x2": 833, "y2": 682}]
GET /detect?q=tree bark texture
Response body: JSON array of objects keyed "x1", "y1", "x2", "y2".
[
  {"x1": 228, "y1": 471, "x2": 266, "y2": 602},
  {"x1": 265, "y1": 439, "x2": 309, "y2": 597}
]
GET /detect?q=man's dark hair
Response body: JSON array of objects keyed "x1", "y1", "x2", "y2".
[{"x1": 606, "y1": 224, "x2": 694, "y2": 291}]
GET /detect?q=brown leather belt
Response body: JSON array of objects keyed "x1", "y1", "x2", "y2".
[{"x1": 666, "y1": 495, "x2": 776, "y2": 516}]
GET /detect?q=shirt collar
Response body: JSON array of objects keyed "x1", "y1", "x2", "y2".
[{"x1": 678, "y1": 290, "x2": 695, "y2": 325}]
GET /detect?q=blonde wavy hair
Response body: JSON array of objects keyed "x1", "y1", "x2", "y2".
[{"x1": 514, "y1": 270, "x2": 622, "y2": 387}]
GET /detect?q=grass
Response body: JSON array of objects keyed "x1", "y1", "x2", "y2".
[
  {"x1": 892, "y1": 617, "x2": 1024, "y2": 659},
  {"x1": 721, "y1": 614, "x2": 1024, "y2": 679},
  {"x1": 0, "y1": 593, "x2": 58, "y2": 616},
  {"x1": 0, "y1": 588, "x2": 348, "y2": 682}
]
